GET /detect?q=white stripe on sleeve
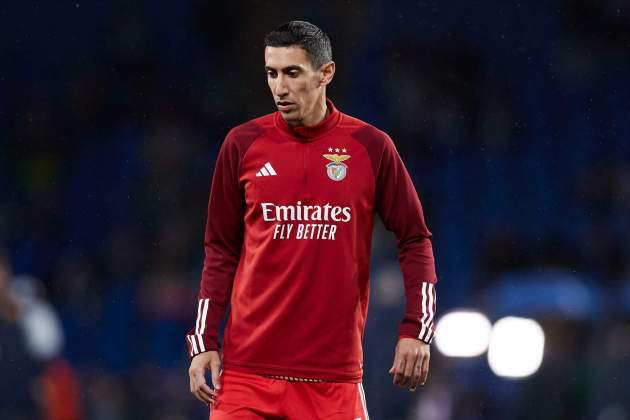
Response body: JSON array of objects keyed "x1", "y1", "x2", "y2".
[
  {"x1": 425, "y1": 284, "x2": 435, "y2": 341},
  {"x1": 200, "y1": 299, "x2": 209, "y2": 335},
  {"x1": 195, "y1": 299, "x2": 203, "y2": 335},
  {"x1": 431, "y1": 284, "x2": 437, "y2": 339},
  {"x1": 186, "y1": 335, "x2": 194, "y2": 357},
  {"x1": 192, "y1": 298, "x2": 210, "y2": 353},
  {"x1": 418, "y1": 282, "x2": 428, "y2": 340},
  {"x1": 188, "y1": 335, "x2": 199, "y2": 355}
]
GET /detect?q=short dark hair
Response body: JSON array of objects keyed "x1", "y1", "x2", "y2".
[{"x1": 264, "y1": 21, "x2": 332, "y2": 69}]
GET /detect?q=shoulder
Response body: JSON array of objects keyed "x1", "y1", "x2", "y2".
[
  {"x1": 340, "y1": 113, "x2": 394, "y2": 149},
  {"x1": 226, "y1": 113, "x2": 274, "y2": 144},
  {"x1": 223, "y1": 112, "x2": 275, "y2": 155},
  {"x1": 339, "y1": 113, "x2": 395, "y2": 174}
]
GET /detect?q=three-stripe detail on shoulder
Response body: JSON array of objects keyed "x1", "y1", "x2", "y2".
[
  {"x1": 256, "y1": 162, "x2": 277, "y2": 177},
  {"x1": 418, "y1": 283, "x2": 436, "y2": 343},
  {"x1": 187, "y1": 298, "x2": 210, "y2": 356}
]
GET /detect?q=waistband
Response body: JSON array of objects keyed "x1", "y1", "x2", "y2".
[
  {"x1": 260, "y1": 374, "x2": 326, "y2": 383},
  {"x1": 221, "y1": 368, "x2": 329, "y2": 383}
]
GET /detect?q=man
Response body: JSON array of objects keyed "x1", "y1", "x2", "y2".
[{"x1": 186, "y1": 21, "x2": 437, "y2": 419}]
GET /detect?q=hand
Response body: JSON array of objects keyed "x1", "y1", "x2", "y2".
[
  {"x1": 388, "y1": 338, "x2": 430, "y2": 391},
  {"x1": 189, "y1": 350, "x2": 222, "y2": 406}
]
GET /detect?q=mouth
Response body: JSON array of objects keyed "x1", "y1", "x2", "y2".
[{"x1": 276, "y1": 101, "x2": 295, "y2": 112}]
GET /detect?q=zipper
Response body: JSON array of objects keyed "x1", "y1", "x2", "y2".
[{"x1": 302, "y1": 143, "x2": 309, "y2": 199}]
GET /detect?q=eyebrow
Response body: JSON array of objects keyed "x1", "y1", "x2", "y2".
[{"x1": 264, "y1": 65, "x2": 304, "y2": 72}]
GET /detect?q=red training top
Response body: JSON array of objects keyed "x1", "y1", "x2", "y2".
[{"x1": 186, "y1": 99, "x2": 437, "y2": 382}]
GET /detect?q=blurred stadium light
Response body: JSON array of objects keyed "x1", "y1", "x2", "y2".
[
  {"x1": 435, "y1": 310, "x2": 492, "y2": 357},
  {"x1": 12, "y1": 275, "x2": 65, "y2": 361},
  {"x1": 487, "y1": 316, "x2": 545, "y2": 378}
]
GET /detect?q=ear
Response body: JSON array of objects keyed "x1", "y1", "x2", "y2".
[{"x1": 319, "y1": 61, "x2": 336, "y2": 86}]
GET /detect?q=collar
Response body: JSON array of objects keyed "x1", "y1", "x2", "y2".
[{"x1": 274, "y1": 98, "x2": 341, "y2": 141}]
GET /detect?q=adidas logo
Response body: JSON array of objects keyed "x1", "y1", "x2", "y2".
[{"x1": 256, "y1": 162, "x2": 277, "y2": 177}]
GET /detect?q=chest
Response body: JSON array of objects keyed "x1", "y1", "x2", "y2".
[{"x1": 240, "y1": 137, "x2": 375, "y2": 208}]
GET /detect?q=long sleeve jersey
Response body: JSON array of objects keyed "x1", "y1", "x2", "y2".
[{"x1": 185, "y1": 99, "x2": 437, "y2": 382}]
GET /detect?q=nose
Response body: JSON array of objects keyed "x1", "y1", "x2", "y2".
[{"x1": 274, "y1": 75, "x2": 289, "y2": 98}]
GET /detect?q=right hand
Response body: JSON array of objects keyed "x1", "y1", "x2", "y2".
[
  {"x1": 188, "y1": 350, "x2": 222, "y2": 406},
  {"x1": 388, "y1": 338, "x2": 430, "y2": 392}
]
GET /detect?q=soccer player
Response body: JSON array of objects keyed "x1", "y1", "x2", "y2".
[{"x1": 186, "y1": 21, "x2": 438, "y2": 419}]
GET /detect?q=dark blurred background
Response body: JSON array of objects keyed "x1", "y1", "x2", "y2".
[{"x1": 1, "y1": 1, "x2": 629, "y2": 419}]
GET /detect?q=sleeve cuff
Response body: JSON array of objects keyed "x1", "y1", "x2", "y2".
[
  {"x1": 398, "y1": 320, "x2": 435, "y2": 344},
  {"x1": 185, "y1": 333, "x2": 219, "y2": 359}
]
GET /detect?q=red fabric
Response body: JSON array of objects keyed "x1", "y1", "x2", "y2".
[
  {"x1": 186, "y1": 99, "x2": 437, "y2": 381},
  {"x1": 210, "y1": 369, "x2": 369, "y2": 420},
  {"x1": 41, "y1": 358, "x2": 82, "y2": 420}
]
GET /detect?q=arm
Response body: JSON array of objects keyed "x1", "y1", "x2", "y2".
[
  {"x1": 187, "y1": 132, "x2": 245, "y2": 405},
  {"x1": 375, "y1": 134, "x2": 437, "y2": 390}
]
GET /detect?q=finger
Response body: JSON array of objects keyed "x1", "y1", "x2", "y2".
[
  {"x1": 199, "y1": 382, "x2": 217, "y2": 397},
  {"x1": 402, "y1": 352, "x2": 417, "y2": 387},
  {"x1": 195, "y1": 388, "x2": 212, "y2": 404},
  {"x1": 193, "y1": 388, "x2": 211, "y2": 405},
  {"x1": 395, "y1": 357, "x2": 407, "y2": 386},
  {"x1": 409, "y1": 360, "x2": 422, "y2": 391},
  {"x1": 190, "y1": 371, "x2": 216, "y2": 401},
  {"x1": 391, "y1": 355, "x2": 401, "y2": 384},
  {"x1": 389, "y1": 353, "x2": 398, "y2": 378},
  {"x1": 189, "y1": 372, "x2": 200, "y2": 395},
  {"x1": 193, "y1": 376, "x2": 216, "y2": 403},
  {"x1": 420, "y1": 353, "x2": 430, "y2": 385},
  {"x1": 210, "y1": 359, "x2": 222, "y2": 390},
  {"x1": 190, "y1": 381, "x2": 208, "y2": 404},
  {"x1": 192, "y1": 371, "x2": 208, "y2": 390},
  {"x1": 197, "y1": 385, "x2": 216, "y2": 403},
  {"x1": 389, "y1": 352, "x2": 398, "y2": 373},
  {"x1": 196, "y1": 390, "x2": 214, "y2": 405}
]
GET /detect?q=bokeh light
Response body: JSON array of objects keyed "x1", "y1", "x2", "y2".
[
  {"x1": 435, "y1": 310, "x2": 492, "y2": 357},
  {"x1": 487, "y1": 317, "x2": 545, "y2": 378}
]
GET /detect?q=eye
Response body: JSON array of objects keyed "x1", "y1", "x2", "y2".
[
  {"x1": 288, "y1": 70, "x2": 299, "y2": 78},
  {"x1": 267, "y1": 70, "x2": 277, "y2": 78}
]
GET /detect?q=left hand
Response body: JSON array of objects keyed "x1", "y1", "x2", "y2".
[{"x1": 388, "y1": 337, "x2": 430, "y2": 391}]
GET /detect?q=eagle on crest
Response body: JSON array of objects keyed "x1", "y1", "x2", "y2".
[{"x1": 323, "y1": 154, "x2": 351, "y2": 163}]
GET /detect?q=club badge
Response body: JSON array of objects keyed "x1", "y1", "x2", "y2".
[{"x1": 323, "y1": 152, "x2": 350, "y2": 181}]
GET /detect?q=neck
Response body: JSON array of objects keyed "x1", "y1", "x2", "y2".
[{"x1": 287, "y1": 96, "x2": 328, "y2": 127}]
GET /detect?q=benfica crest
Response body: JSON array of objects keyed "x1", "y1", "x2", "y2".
[{"x1": 323, "y1": 153, "x2": 350, "y2": 181}]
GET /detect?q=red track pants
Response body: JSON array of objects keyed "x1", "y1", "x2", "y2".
[{"x1": 210, "y1": 369, "x2": 370, "y2": 420}]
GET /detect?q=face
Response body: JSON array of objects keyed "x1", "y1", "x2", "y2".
[{"x1": 265, "y1": 46, "x2": 334, "y2": 126}]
